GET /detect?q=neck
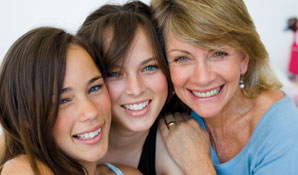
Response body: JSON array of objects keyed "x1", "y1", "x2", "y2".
[
  {"x1": 203, "y1": 90, "x2": 254, "y2": 137},
  {"x1": 109, "y1": 123, "x2": 149, "y2": 150},
  {"x1": 81, "y1": 162, "x2": 97, "y2": 175}
]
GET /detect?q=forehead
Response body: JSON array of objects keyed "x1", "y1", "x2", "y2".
[
  {"x1": 64, "y1": 44, "x2": 100, "y2": 80},
  {"x1": 165, "y1": 31, "x2": 238, "y2": 52},
  {"x1": 110, "y1": 27, "x2": 156, "y2": 67}
]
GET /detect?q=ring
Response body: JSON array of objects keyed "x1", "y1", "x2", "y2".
[{"x1": 167, "y1": 121, "x2": 176, "y2": 128}]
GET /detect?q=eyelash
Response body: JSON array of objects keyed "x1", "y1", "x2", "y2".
[
  {"x1": 173, "y1": 56, "x2": 189, "y2": 62},
  {"x1": 88, "y1": 84, "x2": 103, "y2": 94},
  {"x1": 143, "y1": 64, "x2": 159, "y2": 72},
  {"x1": 59, "y1": 98, "x2": 70, "y2": 105},
  {"x1": 59, "y1": 84, "x2": 103, "y2": 105},
  {"x1": 107, "y1": 64, "x2": 159, "y2": 78},
  {"x1": 107, "y1": 71, "x2": 120, "y2": 78},
  {"x1": 212, "y1": 51, "x2": 228, "y2": 57}
]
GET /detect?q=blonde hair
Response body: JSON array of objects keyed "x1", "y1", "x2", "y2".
[{"x1": 151, "y1": 0, "x2": 282, "y2": 98}]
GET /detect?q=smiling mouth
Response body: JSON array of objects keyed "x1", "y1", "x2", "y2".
[
  {"x1": 191, "y1": 86, "x2": 223, "y2": 98},
  {"x1": 72, "y1": 127, "x2": 102, "y2": 140},
  {"x1": 121, "y1": 100, "x2": 151, "y2": 111}
]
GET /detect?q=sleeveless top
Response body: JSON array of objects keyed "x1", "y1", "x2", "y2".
[{"x1": 137, "y1": 121, "x2": 157, "y2": 175}]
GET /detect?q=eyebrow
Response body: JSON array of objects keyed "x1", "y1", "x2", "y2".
[
  {"x1": 61, "y1": 75, "x2": 103, "y2": 94},
  {"x1": 167, "y1": 49, "x2": 191, "y2": 55},
  {"x1": 140, "y1": 57, "x2": 156, "y2": 66}
]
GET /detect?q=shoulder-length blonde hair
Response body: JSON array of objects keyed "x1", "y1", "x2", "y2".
[{"x1": 151, "y1": 0, "x2": 282, "y2": 98}]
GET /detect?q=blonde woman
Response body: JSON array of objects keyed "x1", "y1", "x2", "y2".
[{"x1": 151, "y1": 0, "x2": 298, "y2": 174}]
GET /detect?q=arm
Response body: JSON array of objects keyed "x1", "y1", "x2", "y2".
[
  {"x1": 0, "y1": 132, "x2": 4, "y2": 158},
  {"x1": 159, "y1": 113, "x2": 216, "y2": 175},
  {"x1": 1, "y1": 155, "x2": 53, "y2": 175},
  {"x1": 155, "y1": 129, "x2": 184, "y2": 175}
]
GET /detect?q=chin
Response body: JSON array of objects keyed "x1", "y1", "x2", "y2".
[{"x1": 129, "y1": 121, "x2": 153, "y2": 132}]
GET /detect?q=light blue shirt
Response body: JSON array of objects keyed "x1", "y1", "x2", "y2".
[{"x1": 191, "y1": 93, "x2": 298, "y2": 175}]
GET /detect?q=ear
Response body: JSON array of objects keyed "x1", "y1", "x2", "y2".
[{"x1": 240, "y1": 52, "x2": 249, "y2": 74}]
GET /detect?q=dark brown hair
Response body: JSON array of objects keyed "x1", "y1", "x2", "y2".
[
  {"x1": 0, "y1": 27, "x2": 104, "y2": 175},
  {"x1": 77, "y1": 0, "x2": 184, "y2": 114}
]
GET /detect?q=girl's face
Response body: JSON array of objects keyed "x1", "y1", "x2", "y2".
[
  {"x1": 166, "y1": 32, "x2": 249, "y2": 118},
  {"x1": 106, "y1": 28, "x2": 168, "y2": 132},
  {"x1": 53, "y1": 45, "x2": 111, "y2": 164}
]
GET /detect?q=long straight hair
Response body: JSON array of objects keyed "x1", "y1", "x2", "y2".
[{"x1": 0, "y1": 27, "x2": 104, "y2": 175}]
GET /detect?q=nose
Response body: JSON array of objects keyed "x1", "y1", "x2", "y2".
[
  {"x1": 191, "y1": 61, "x2": 214, "y2": 85},
  {"x1": 78, "y1": 96, "x2": 98, "y2": 122},
  {"x1": 125, "y1": 74, "x2": 145, "y2": 96}
]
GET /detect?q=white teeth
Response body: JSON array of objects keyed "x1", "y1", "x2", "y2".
[
  {"x1": 123, "y1": 101, "x2": 149, "y2": 111},
  {"x1": 192, "y1": 87, "x2": 221, "y2": 98},
  {"x1": 75, "y1": 128, "x2": 101, "y2": 140}
]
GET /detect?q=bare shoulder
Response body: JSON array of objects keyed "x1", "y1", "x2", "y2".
[
  {"x1": 114, "y1": 164, "x2": 142, "y2": 175},
  {"x1": 0, "y1": 132, "x2": 4, "y2": 158},
  {"x1": 96, "y1": 163, "x2": 141, "y2": 175},
  {"x1": 1, "y1": 155, "x2": 53, "y2": 175},
  {"x1": 155, "y1": 129, "x2": 183, "y2": 175}
]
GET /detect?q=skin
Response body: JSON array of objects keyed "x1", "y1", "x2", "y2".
[
  {"x1": 53, "y1": 44, "x2": 111, "y2": 174},
  {"x1": 2, "y1": 45, "x2": 112, "y2": 175},
  {"x1": 102, "y1": 27, "x2": 183, "y2": 174},
  {"x1": 0, "y1": 132, "x2": 4, "y2": 158},
  {"x1": 159, "y1": 32, "x2": 284, "y2": 174}
]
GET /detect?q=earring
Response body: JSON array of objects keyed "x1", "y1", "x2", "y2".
[{"x1": 239, "y1": 75, "x2": 245, "y2": 89}]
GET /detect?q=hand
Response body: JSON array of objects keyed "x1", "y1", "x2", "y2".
[{"x1": 159, "y1": 113, "x2": 216, "y2": 175}]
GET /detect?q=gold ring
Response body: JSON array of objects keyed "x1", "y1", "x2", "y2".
[{"x1": 167, "y1": 121, "x2": 176, "y2": 128}]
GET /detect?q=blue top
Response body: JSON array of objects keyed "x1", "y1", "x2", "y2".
[{"x1": 191, "y1": 93, "x2": 298, "y2": 175}]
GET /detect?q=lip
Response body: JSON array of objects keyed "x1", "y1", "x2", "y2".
[
  {"x1": 72, "y1": 124, "x2": 104, "y2": 145},
  {"x1": 188, "y1": 85, "x2": 225, "y2": 101},
  {"x1": 121, "y1": 99, "x2": 152, "y2": 117}
]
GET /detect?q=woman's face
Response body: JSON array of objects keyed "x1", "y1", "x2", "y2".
[
  {"x1": 166, "y1": 33, "x2": 249, "y2": 118},
  {"x1": 106, "y1": 28, "x2": 168, "y2": 132},
  {"x1": 53, "y1": 45, "x2": 111, "y2": 164}
]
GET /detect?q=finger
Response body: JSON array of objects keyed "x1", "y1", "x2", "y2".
[
  {"x1": 179, "y1": 113, "x2": 189, "y2": 122},
  {"x1": 164, "y1": 113, "x2": 175, "y2": 124},
  {"x1": 182, "y1": 113, "x2": 192, "y2": 120},
  {"x1": 158, "y1": 119, "x2": 169, "y2": 137},
  {"x1": 173, "y1": 112, "x2": 184, "y2": 123}
]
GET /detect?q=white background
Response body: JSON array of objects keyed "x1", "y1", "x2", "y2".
[{"x1": 0, "y1": 0, "x2": 297, "y2": 133}]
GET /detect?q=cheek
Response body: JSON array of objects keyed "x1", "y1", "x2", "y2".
[
  {"x1": 216, "y1": 62, "x2": 241, "y2": 83},
  {"x1": 106, "y1": 81, "x2": 123, "y2": 104},
  {"x1": 151, "y1": 73, "x2": 168, "y2": 97},
  {"x1": 53, "y1": 111, "x2": 72, "y2": 144},
  {"x1": 97, "y1": 88, "x2": 112, "y2": 117},
  {"x1": 170, "y1": 65, "x2": 189, "y2": 88}
]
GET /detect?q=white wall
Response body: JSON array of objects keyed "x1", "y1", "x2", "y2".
[
  {"x1": 245, "y1": 0, "x2": 298, "y2": 74},
  {"x1": 0, "y1": 0, "x2": 150, "y2": 64},
  {"x1": 0, "y1": 1, "x2": 297, "y2": 134},
  {"x1": 0, "y1": 0, "x2": 297, "y2": 72}
]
